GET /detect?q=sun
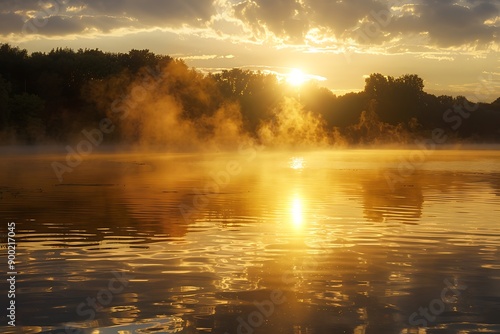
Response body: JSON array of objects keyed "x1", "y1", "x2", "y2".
[
  {"x1": 291, "y1": 195, "x2": 303, "y2": 228},
  {"x1": 287, "y1": 68, "x2": 307, "y2": 87},
  {"x1": 289, "y1": 157, "x2": 305, "y2": 170}
]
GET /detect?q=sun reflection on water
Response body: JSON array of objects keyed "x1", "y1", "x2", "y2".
[
  {"x1": 6, "y1": 151, "x2": 500, "y2": 333},
  {"x1": 291, "y1": 195, "x2": 304, "y2": 229},
  {"x1": 289, "y1": 157, "x2": 305, "y2": 170}
]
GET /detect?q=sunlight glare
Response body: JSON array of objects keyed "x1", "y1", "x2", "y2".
[
  {"x1": 287, "y1": 68, "x2": 307, "y2": 86},
  {"x1": 291, "y1": 196, "x2": 303, "y2": 228},
  {"x1": 289, "y1": 157, "x2": 305, "y2": 170}
]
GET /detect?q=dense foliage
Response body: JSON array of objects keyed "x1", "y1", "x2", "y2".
[{"x1": 0, "y1": 43, "x2": 499, "y2": 146}]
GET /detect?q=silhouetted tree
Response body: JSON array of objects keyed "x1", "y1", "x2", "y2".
[
  {"x1": 300, "y1": 82, "x2": 337, "y2": 126},
  {"x1": 212, "y1": 69, "x2": 282, "y2": 133},
  {"x1": 8, "y1": 93, "x2": 45, "y2": 143},
  {"x1": 0, "y1": 44, "x2": 29, "y2": 93},
  {"x1": 330, "y1": 92, "x2": 368, "y2": 127},
  {"x1": 365, "y1": 73, "x2": 392, "y2": 100},
  {"x1": 0, "y1": 43, "x2": 498, "y2": 145},
  {"x1": 0, "y1": 75, "x2": 11, "y2": 130},
  {"x1": 364, "y1": 73, "x2": 425, "y2": 125}
]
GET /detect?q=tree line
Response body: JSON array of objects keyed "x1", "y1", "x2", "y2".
[{"x1": 0, "y1": 43, "x2": 499, "y2": 146}]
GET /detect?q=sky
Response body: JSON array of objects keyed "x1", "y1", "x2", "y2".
[{"x1": 1, "y1": 0, "x2": 499, "y2": 101}]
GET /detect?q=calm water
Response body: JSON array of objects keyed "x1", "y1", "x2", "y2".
[{"x1": 1, "y1": 149, "x2": 500, "y2": 334}]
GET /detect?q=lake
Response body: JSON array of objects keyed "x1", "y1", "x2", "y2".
[{"x1": 1, "y1": 148, "x2": 500, "y2": 334}]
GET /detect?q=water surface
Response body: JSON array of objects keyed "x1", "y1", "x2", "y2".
[{"x1": 1, "y1": 149, "x2": 499, "y2": 334}]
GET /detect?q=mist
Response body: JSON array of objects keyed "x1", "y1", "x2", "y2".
[
  {"x1": 83, "y1": 62, "x2": 428, "y2": 152},
  {"x1": 0, "y1": 45, "x2": 499, "y2": 151}
]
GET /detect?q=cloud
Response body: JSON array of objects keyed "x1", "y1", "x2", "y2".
[
  {"x1": 388, "y1": 0, "x2": 500, "y2": 47},
  {"x1": 5, "y1": 0, "x2": 218, "y2": 37},
  {"x1": 180, "y1": 54, "x2": 235, "y2": 60},
  {"x1": 233, "y1": 0, "x2": 499, "y2": 48},
  {"x1": 308, "y1": 0, "x2": 388, "y2": 35},
  {"x1": 0, "y1": 0, "x2": 40, "y2": 12},
  {"x1": 82, "y1": 0, "x2": 215, "y2": 26},
  {"x1": 0, "y1": 12, "x2": 25, "y2": 35},
  {"x1": 234, "y1": 0, "x2": 309, "y2": 42},
  {"x1": 1, "y1": 0, "x2": 498, "y2": 51}
]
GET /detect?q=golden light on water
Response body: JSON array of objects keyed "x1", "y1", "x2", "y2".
[
  {"x1": 291, "y1": 195, "x2": 304, "y2": 229},
  {"x1": 289, "y1": 156, "x2": 305, "y2": 170}
]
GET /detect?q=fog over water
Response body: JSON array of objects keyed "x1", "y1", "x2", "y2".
[
  {"x1": 0, "y1": 12, "x2": 499, "y2": 334},
  {"x1": 0, "y1": 148, "x2": 499, "y2": 333}
]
